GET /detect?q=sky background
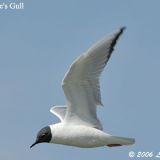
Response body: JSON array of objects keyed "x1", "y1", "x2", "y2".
[{"x1": 0, "y1": 0, "x2": 160, "y2": 159}]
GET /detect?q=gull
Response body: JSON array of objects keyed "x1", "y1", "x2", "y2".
[{"x1": 30, "y1": 27, "x2": 135, "y2": 148}]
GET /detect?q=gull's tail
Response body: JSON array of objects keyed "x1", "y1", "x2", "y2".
[{"x1": 106, "y1": 136, "x2": 135, "y2": 147}]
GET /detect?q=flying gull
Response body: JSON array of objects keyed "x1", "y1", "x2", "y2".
[{"x1": 30, "y1": 27, "x2": 135, "y2": 148}]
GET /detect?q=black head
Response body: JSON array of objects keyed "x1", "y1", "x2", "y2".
[{"x1": 30, "y1": 126, "x2": 52, "y2": 148}]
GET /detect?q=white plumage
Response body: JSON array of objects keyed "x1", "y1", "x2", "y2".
[
  {"x1": 50, "y1": 27, "x2": 135, "y2": 147},
  {"x1": 52, "y1": 28, "x2": 127, "y2": 130},
  {"x1": 31, "y1": 27, "x2": 135, "y2": 149}
]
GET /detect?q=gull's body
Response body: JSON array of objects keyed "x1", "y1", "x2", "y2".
[
  {"x1": 31, "y1": 27, "x2": 135, "y2": 149},
  {"x1": 50, "y1": 124, "x2": 134, "y2": 148}
]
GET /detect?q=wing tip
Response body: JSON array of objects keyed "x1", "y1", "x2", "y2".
[
  {"x1": 120, "y1": 26, "x2": 126, "y2": 32},
  {"x1": 107, "y1": 26, "x2": 126, "y2": 57},
  {"x1": 118, "y1": 26, "x2": 126, "y2": 37}
]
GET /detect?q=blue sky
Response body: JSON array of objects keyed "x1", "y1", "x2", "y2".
[{"x1": 0, "y1": 0, "x2": 160, "y2": 159}]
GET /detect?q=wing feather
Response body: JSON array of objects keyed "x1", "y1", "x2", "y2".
[
  {"x1": 62, "y1": 27, "x2": 125, "y2": 130},
  {"x1": 50, "y1": 106, "x2": 67, "y2": 122}
]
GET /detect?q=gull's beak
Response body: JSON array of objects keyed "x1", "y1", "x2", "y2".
[{"x1": 30, "y1": 141, "x2": 38, "y2": 148}]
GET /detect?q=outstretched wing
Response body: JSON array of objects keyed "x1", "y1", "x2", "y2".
[
  {"x1": 50, "y1": 105, "x2": 67, "y2": 122},
  {"x1": 62, "y1": 27, "x2": 125, "y2": 130}
]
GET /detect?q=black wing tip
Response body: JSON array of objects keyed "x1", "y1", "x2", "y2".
[
  {"x1": 120, "y1": 26, "x2": 126, "y2": 32},
  {"x1": 107, "y1": 26, "x2": 126, "y2": 59},
  {"x1": 118, "y1": 26, "x2": 126, "y2": 36},
  {"x1": 116, "y1": 26, "x2": 125, "y2": 39}
]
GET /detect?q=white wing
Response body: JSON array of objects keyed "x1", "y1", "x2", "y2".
[
  {"x1": 50, "y1": 105, "x2": 67, "y2": 122},
  {"x1": 62, "y1": 27, "x2": 125, "y2": 130}
]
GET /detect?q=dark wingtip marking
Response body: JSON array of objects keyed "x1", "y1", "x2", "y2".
[
  {"x1": 120, "y1": 26, "x2": 126, "y2": 32},
  {"x1": 107, "y1": 144, "x2": 122, "y2": 147},
  {"x1": 107, "y1": 26, "x2": 126, "y2": 60}
]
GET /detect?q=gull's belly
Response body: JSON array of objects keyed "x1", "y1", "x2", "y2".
[{"x1": 50, "y1": 124, "x2": 109, "y2": 148}]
